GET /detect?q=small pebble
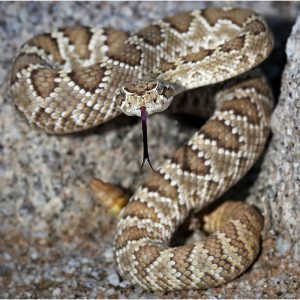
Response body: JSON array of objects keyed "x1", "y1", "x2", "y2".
[
  {"x1": 119, "y1": 280, "x2": 130, "y2": 288},
  {"x1": 31, "y1": 251, "x2": 39, "y2": 260},
  {"x1": 275, "y1": 236, "x2": 291, "y2": 255},
  {"x1": 103, "y1": 248, "x2": 114, "y2": 261},
  {"x1": 108, "y1": 272, "x2": 120, "y2": 286},
  {"x1": 3, "y1": 253, "x2": 11, "y2": 260},
  {"x1": 105, "y1": 288, "x2": 115, "y2": 297},
  {"x1": 53, "y1": 288, "x2": 61, "y2": 297}
]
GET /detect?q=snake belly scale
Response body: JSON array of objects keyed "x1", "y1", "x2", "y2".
[{"x1": 10, "y1": 7, "x2": 274, "y2": 291}]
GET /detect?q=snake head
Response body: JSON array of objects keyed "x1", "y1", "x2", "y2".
[{"x1": 114, "y1": 78, "x2": 175, "y2": 117}]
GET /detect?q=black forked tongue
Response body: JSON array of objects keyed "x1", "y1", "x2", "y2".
[{"x1": 140, "y1": 106, "x2": 154, "y2": 172}]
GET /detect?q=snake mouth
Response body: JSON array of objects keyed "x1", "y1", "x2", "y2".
[
  {"x1": 121, "y1": 107, "x2": 142, "y2": 117},
  {"x1": 122, "y1": 100, "x2": 173, "y2": 117}
]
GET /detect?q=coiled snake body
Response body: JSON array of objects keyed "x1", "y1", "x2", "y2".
[{"x1": 10, "y1": 7, "x2": 274, "y2": 291}]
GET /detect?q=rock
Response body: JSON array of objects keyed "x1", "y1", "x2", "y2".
[
  {"x1": 248, "y1": 15, "x2": 300, "y2": 263},
  {"x1": 52, "y1": 288, "x2": 61, "y2": 297},
  {"x1": 108, "y1": 272, "x2": 120, "y2": 287}
]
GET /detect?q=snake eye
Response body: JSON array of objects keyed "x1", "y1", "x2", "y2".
[
  {"x1": 161, "y1": 86, "x2": 174, "y2": 98},
  {"x1": 115, "y1": 89, "x2": 126, "y2": 107}
]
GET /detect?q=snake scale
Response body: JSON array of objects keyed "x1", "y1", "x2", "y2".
[{"x1": 10, "y1": 7, "x2": 274, "y2": 291}]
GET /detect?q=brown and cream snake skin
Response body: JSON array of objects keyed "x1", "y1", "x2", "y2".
[{"x1": 10, "y1": 7, "x2": 274, "y2": 291}]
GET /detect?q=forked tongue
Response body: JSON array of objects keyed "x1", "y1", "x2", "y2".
[{"x1": 140, "y1": 106, "x2": 154, "y2": 172}]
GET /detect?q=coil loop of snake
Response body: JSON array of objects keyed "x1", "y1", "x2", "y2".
[{"x1": 10, "y1": 7, "x2": 274, "y2": 292}]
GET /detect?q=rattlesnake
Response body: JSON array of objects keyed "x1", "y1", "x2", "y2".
[{"x1": 10, "y1": 7, "x2": 274, "y2": 291}]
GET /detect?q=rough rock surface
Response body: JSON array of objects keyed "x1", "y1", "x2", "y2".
[
  {"x1": 0, "y1": 1, "x2": 299, "y2": 298},
  {"x1": 248, "y1": 15, "x2": 300, "y2": 263}
]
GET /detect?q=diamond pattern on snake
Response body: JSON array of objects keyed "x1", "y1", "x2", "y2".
[{"x1": 9, "y1": 7, "x2": 274, "y2": 291}]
